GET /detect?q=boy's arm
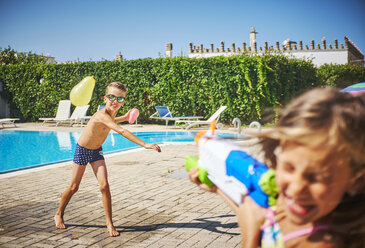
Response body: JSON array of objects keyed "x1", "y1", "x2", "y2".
[
  {"x1": 103, "y1": 114, "x2": 161, "y2": 152},
  {"x1": 114, "y1": 109, "x2": 131, "y2": 123},
  {"x1": 114, "y1": 116, "x2": 127, "y2": 123}
]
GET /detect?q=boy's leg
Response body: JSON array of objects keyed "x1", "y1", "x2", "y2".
[
  {"x1": 54, "y1": 163, "x2": 86, "y2": 229},
  {"x1": 91, "y1": 159, "x2": 119, "y2": 237}
]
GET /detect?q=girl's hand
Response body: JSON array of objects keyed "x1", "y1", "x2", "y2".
[
  {"x1": 188, "y1": 168, "x2": 218, "y2": 193},
  {"x1": 238, "y1": 196, "x2": 266, "y2": 248},
  {"x1": 145, "y1": 143, "x2": 161, "y2": 152}
]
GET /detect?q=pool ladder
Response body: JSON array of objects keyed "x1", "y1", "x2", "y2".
[{"x1": 232, "y1": 118, "x2": 261, "y2": 134}]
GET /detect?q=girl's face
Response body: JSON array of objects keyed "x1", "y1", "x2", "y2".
[{"x1": 276, "y1": 143, "x2": 352, "y2": 225}]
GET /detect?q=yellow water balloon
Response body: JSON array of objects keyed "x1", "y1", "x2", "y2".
[{"x1": 70, "y1": 76, "x2": 96, "y2": 106}]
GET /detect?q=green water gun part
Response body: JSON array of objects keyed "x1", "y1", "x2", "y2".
[{"x1": 185, "y1": 156, "x2": 215, "y2": 187}]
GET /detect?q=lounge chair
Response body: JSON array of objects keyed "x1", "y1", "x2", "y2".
[
  {"x1": 82, "y1": 105, "x2": 106, "y2": 124},
  {"x1": 98, "y1": 105, "x2": 106, "y2": 111},
  {"x1": 39, "y1": 100, "x2": 71, "y2": 126},
  {"x1": 65, "y1": 105, "x2": 90, "y2": 127},
  {"x1": 175, "y1": 106, "x2": 227, "y2": 130},
  {"x1": 149, "y1": 106, "x2": 203, "y2": 128},
  {"x1": 0, "y1": 118, "x2": 20, "y2": 128},
  {"x1": 49, "y1": 105, "x2": 90, "y2": 127}
]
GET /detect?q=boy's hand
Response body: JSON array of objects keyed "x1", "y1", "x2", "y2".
[
  {"x1": 145, "y1": 143, "x2": 161, "y2": 152},
  {"x1": 122, "y1": 109, "x2": 132, "y2": 122},
  {"x1": 115, "y1": 109, "x2": 131, "y2": 123},
  {"x1": 188, "y1": 168, "x2": 217, "y2": 193}
]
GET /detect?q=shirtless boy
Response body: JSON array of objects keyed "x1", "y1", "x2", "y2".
[{"x1": 54, "y1": 82, "x2": 161, "y2": 237}]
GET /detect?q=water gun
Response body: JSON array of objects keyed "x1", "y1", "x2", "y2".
[{"x1": 185, "y1": 121, "x2": 277, "y2": 208}]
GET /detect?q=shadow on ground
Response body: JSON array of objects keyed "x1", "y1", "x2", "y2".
[{"x1": 67, "y1": 214, "x2": 238, "y2": 236}]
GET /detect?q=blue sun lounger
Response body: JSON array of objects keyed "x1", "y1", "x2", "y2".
[{"x1": 149, "y1": 106, "x2": 203, "y2": 128}]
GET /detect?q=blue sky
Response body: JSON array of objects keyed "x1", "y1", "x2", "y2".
[{"x1": 1, "y1": 0, "x2": 364, "y2": 62}]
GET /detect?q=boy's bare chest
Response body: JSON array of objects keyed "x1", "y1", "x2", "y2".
[
  {"x1": 92, "y1": 125, "x2": 110, "y2": 141},
  {"x1": 78, "y1": 123, "x2": 110, "y2": 149}
]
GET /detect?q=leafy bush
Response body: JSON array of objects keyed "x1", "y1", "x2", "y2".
[
  {"x1": 0, "y1": 55, "x2": 323, "y2": 124},
  {"x1": 317, "y1": 63, "x2": 365, "y2": 88}
]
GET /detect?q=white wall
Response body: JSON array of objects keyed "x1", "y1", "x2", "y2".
[
  {"x1": 285, "y1": 50, "x2": 348, "y2": 66},
  {"x1": 188, "y1": 50, "x2": 349, "y2": 67},
  {"x1": 189, "y1": 52, "x2": 236, "y2": 58}
]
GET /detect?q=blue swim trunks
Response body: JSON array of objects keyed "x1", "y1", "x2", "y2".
[{"x1": 73, "y1": 144, "x2": 104, "y2": 166}]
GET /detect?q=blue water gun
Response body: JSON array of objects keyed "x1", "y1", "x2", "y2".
[{"x1": 185, "y1": 122, "x2": 277, "y2": 207}]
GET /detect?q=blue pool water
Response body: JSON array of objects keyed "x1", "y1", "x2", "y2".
[{"x1": 0, "y1": 130, "x2": 239, "y2": 174}]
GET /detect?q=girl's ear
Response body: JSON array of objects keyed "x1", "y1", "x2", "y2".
[
  {"x1": 103, "y1": 96, "x2": 108, "y2": 104},
  {"x1": 347, "y1": 168, "x2": 365, "y2": 196}
]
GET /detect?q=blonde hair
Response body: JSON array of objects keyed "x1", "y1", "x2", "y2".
[
  {"x1": 258, "y1": 88, "x2": 365, "y2": 246},
  {"x1": 105, "y1": 82, "x2": 127, "y2": 95},
  {"x1": 259, "y1": 88, "x2": 365, "y2": 175}
]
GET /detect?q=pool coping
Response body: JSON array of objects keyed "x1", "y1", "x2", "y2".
[{"x1": 1, "y1": 123, "x2": 243, "y2": 177}]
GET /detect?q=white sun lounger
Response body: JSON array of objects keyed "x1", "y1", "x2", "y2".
[
  {"x1": 39, "y1": 100, "x2": 71, "y2": 126},
  {"x1": 61, "y1": 105, "x2": 90, "y2": 127},
  {"x1": 0, "y1": 118, "x2": 20, "y2": 128},
  {"x1": 175, "y1": 106, "x2": 227, "y2": 130}
]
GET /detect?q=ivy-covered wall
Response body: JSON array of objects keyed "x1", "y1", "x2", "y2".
[{"x1": 1, "y1": 55, "x2": 364, "y2": 124}]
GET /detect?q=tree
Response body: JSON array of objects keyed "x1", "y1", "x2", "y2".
[{"x1": 0, "y1": 46, "x2": 50, "y2": 65}]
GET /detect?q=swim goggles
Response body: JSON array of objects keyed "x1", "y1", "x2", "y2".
[{"x1": 105, "y1": 94, "x2": 125, "y2": 103}]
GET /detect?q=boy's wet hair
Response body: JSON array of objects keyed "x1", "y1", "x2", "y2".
[{"x1": 106, "y1": 82, "x2": 127, "y2": 94}]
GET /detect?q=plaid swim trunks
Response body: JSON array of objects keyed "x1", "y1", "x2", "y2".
[{"x1": 73, "y1": 143, "x2": 104, "y2": 166}]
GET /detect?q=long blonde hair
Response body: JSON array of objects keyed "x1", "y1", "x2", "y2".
[
  {"x1": 260, "y1": 88, "x2": 365, "y2": 176},
  {"x1": 258, "y1": 88, "x2": 365, "y2": 246}
]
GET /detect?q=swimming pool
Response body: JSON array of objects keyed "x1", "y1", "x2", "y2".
[{"x1": 0, "y1": 130, "x2": 239, "y2": 174}]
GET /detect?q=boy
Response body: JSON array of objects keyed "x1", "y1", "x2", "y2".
[{"x1": 54, "y1": 82, "x2": 161, "y2": 237}]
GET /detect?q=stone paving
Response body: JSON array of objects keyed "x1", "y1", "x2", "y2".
[{"x1": 0, "y1": 123, "x2": 246, "y2": 248}]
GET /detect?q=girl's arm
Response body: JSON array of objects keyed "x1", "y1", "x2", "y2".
[
  {"x1": 216, "y1": 188, "x2": 239, "y2": 215},
  {"x1": 188, "y1": 168, "x2": 265, "y2": 248},
  {"x1": 217, "y1": 189, "x2": 264, "y2": 248},
  {"x1": 237, "y1": 196, "x2": 265, "y2": 248}
]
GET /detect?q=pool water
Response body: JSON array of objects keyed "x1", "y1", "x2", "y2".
[{"x1": 0, "y1": 130, "x2": 239, "y2": 174}]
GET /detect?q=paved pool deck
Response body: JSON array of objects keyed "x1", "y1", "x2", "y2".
[{"x1": 0, "y1": 123, "x2": 258, "y2": 248}]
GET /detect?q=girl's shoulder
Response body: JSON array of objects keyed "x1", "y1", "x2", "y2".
[
  {"x1": 275, "y1": 209, "x2": 336, "y2": 248},
  {"x1": 283, "y1": 228, "x2": 335, "y2": 248}
]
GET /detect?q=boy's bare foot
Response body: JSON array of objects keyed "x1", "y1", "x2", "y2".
[
  {"x1": 54, "y1": 215, "x2": 66, "y2": 229},
  {"x1": 107, "y1": 225, "x2": 120, "y2": 237}
]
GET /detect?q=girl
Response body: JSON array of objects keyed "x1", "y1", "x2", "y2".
[{"x1": 189, "y1": 88, "x2": 365, "y2": 247}]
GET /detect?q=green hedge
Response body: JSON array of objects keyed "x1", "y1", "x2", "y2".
[
  {"x1": 0, "y1": 54, "x2": 344, "y2": 124},
  {"x1": 316, "y1": 63, "x2": 365, "y2": 88}
]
